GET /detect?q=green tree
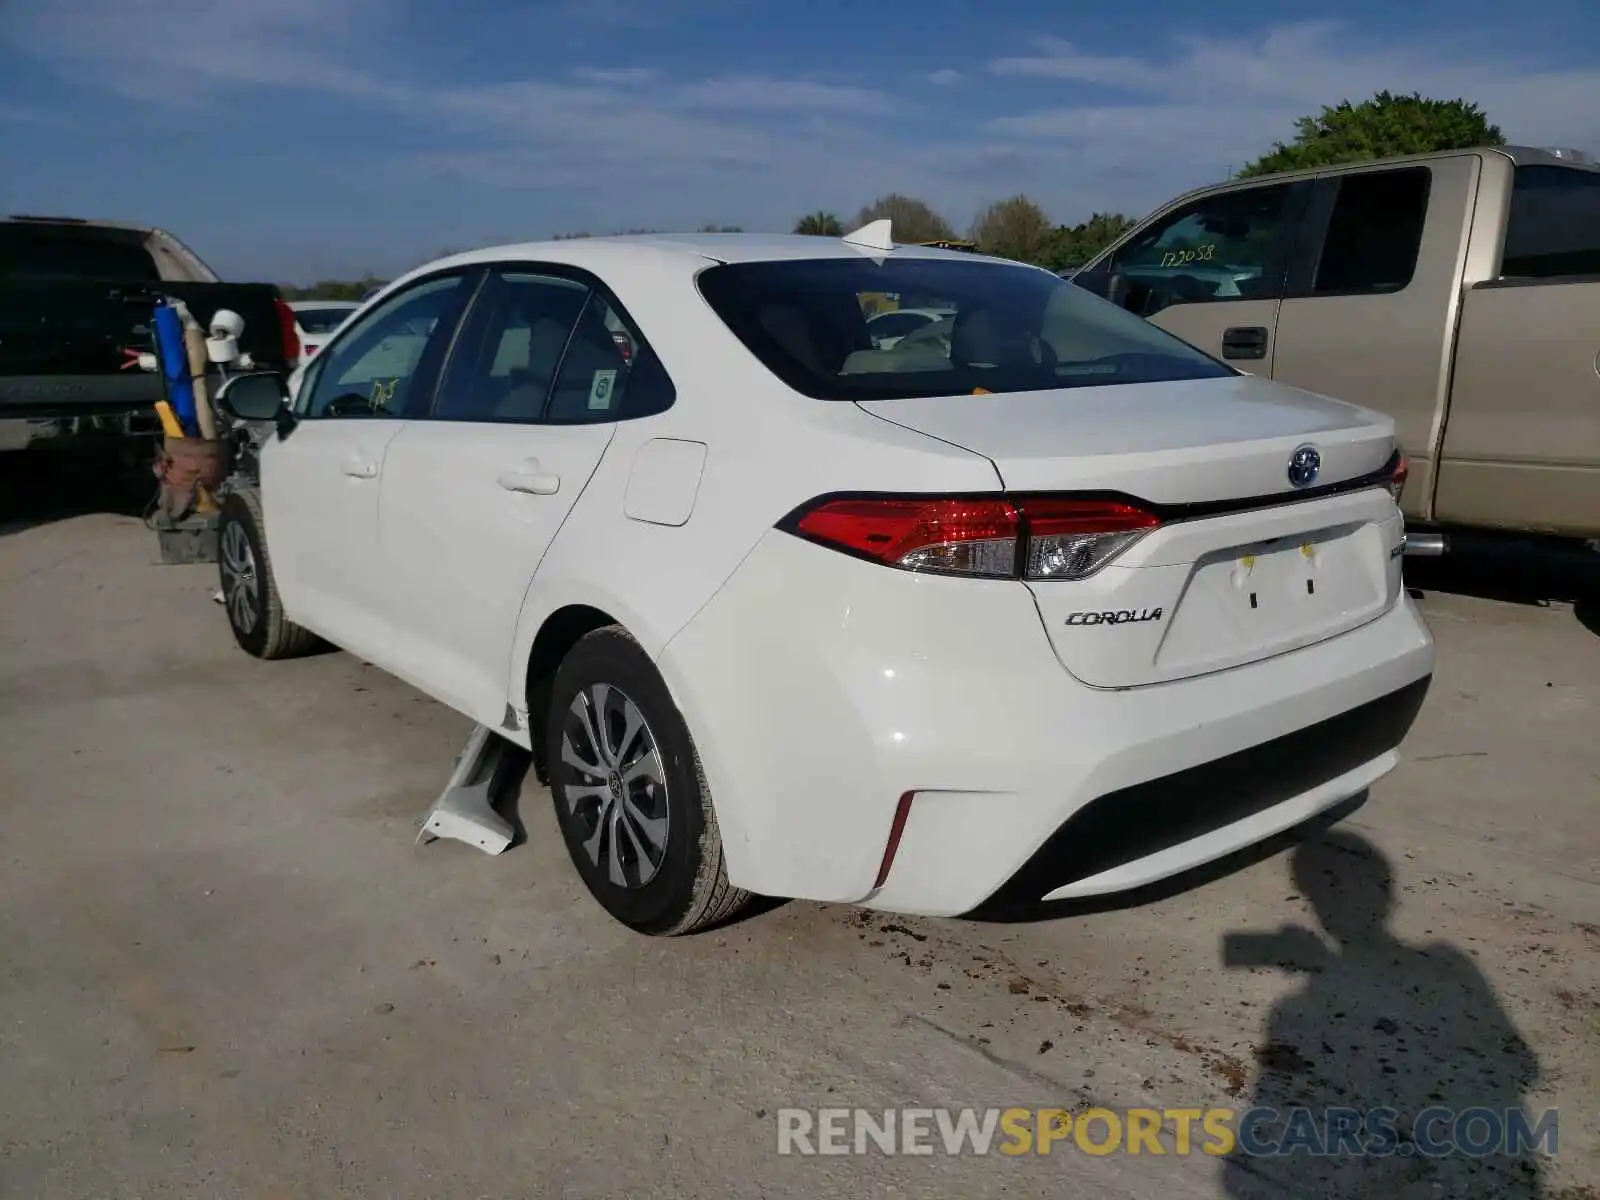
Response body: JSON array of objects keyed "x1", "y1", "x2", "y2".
[
  {"x1": 1042, "y1": 212, "x2": 1138, "y2": 271},
  {"x1": 969, "y1": 194, "x2": 1055, "y2": 265},
  {"x1": 853, "y1": 194, "x2": 954, "y2": 244},
  {"x1": 278, "y1": 274, "x2": 386, "y2": 301},
  {"x1": 794, "y1": 211, "x2": 844, "y2": 236},
  {"x1": 698, "y1": 223, "x2": 744, "y2": 233},
  {"x1": 1238, "y1": 91, "x2": 1504, "y2": 178}
]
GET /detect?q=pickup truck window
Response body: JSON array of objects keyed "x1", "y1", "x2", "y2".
[
  {"x1": 1101, "y1": 183, "x2": 1292, "y2": 315},
  {"x1": 0, "y1": 224, "x2": 161, "y2": 283},
  {"x1": 1311, "y1": 167, "x2": 1431, "y2": 295},
  {"x1": 1502, "y1": 165, "x2": 1600, "y2": 278}
]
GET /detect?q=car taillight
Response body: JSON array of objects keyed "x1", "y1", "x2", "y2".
[
  {"x1": 784, "y1": 495, "x2": 1160, "y2": 581},
  {"x1": 274, "y1": 298, "x2": 301, "y2": 367},
  {"x1": 1384, "y1": 453, "x2": 1408, "y2": 504}
]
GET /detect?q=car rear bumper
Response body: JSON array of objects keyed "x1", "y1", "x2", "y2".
[{"x1": 658, "y1": 530, "x2": 1435, "y2": 916}]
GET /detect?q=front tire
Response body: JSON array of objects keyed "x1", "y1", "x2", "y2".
[
  {"x1": 545, "y1": 626, "x2": 751, "y2": 935},
  {"x1": 217, "y1": 488, "x2": 321, "y2": 660}
]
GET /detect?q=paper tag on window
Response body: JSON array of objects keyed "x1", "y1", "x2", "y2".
[{"x1": 588, "y1": 369, "x2": 617, "y2": 410}]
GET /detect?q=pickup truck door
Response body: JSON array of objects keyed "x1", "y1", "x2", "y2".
[
  {"x1": 260, "y1": 271, "x2": 475, "y2": 665},
  {"x1": 1269, "y1": 157, "x2": 1481, "y2": 518},
  {"x1": 376, "y1": 268, "x2": 636, "y2": 731},
  {"x1": 1072, "y1": 179, "x2": 1306, "y2": 373}
]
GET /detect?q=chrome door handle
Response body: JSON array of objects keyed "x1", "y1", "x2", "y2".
[
  {"x1": 497, "y1": 469, "x2": 561, "y2": 495},
  {"x1": 342, "y1": 458, "x2": 379, "y2": 479}
]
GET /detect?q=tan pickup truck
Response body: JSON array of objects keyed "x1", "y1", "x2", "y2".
[{"x1": 1069, "y1": 145, "x2": 1600, "y2": 557}]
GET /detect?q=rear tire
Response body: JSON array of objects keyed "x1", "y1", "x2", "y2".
[
  {"x1": 545, "y1": 626, "x2": 751, "y2": 936},
  {"x1": 218, "y1": 488, "x2": 321, "y2": 660}
]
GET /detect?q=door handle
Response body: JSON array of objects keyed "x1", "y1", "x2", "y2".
[
  {"x1": 341, "y1": 457, "x2": 379, "y2": 479},
  {"x1": 497, "y1": 467, "x2": 561, "y2": 496},
  {"x1": 1221, "y1": 326, "x2": 1269, "y2": 360}
]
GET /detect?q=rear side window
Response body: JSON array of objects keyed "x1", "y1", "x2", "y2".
[
  {"x1": 0, "y1": 224, "x2": 160, "y2": 282},
  {"x1": 546, "y1": 293, "x2": 675, "y2": 423},
  {"x1": 1311, "y1": 167, "x2": 1431, "y2": 294},
  {"x1": 1502, "y1": 165, "x2": 1600, "y2": 278},
  {"x1": 434, "y1": 272, "x2": 591, "y2": 422},
  {"x1": 696, "y1": 256, "x2": 1234, "y2": 402}
]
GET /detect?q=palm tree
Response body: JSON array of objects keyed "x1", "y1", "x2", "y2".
[{"x1": 794, "y1": 211, "x2": 844, "y2": 236}]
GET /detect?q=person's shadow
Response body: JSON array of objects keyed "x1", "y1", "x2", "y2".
[{"x1": 1219, "y1": 831, "x2": 1549, "y2": 1199}]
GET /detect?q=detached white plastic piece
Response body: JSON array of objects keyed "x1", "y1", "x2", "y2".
[
  {"x1": 209, "y1": 308, "x2": 245, "y2": 340},
  {"x1": 206, "y1": 336, "x2": 241, "y2": 364},
  {"x1": 416, "y1": 724, "x2": 518, "y2": 855},
  {"x1": 842, "y1": 219, "x2": 894, "y2": 251}
]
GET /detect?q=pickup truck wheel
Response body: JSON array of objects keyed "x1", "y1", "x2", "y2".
[
  {"x1": 217, "y1": 489, "x2": 321, "y2": 660},
  {"x1": 545, "y1": 626, "x2": 752, "y2": 936}
]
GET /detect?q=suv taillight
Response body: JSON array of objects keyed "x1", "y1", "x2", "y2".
[
  {"x1": 274, "y1": 298, "x2": 301, "y2": 367},
  {"x1": 783, "y1": 495, "x2": 1160, "y2": 581}
]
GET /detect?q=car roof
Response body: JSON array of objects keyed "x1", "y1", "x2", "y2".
[
  {"x1": 369, "y1": 232, "x2": 1044, "y2": 309},
  {"x1": 428, "y1": 232, "x2": 1025, "y2": 271}
]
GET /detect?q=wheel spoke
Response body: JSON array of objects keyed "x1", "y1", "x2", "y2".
[
  {"x1": 605, "y1": 804, "x2": 630, "y2": 887},
  {"x1": 591, "y1": 683, "x2": 620, "y2": 766},
  {"x1": 622, "y1": 746, "x2": 662, "y2": 787},
  {"x1": 567, "y1": 692, "x2": 607, "y2": 772},
  {"x1": 614, "y1": 699, "x2": 647, "y2": 772},
  {"x1": 580, "y1": 797, "x2": 612, "y2": 867},
  {"x1": 621, "y1": 793, "x2": 668, "y2": 856},
  {"x1": 561, "y1": 736, "x2": 605, "y2": 779},
  {"x1": 563, "y1": 781, "x2": 609, "y2": 813}
]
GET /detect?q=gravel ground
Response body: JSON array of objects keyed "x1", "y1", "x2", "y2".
[{"x1": 2, "y1": 465, "x2": 1596, "y2": 1199}]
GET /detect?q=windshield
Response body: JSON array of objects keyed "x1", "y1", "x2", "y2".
[
  {"x1": 695, "y1": 256, "x2": 1233, "y2": 401},
  {"x1": 294, "y1": 305, "x2": 358, "y2": 334}
]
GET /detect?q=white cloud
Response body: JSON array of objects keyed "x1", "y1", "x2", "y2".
[
  {"x1": 927, "y1": 69, "x2": 963, "y2": 87},
  {"x1": 570, "y1": 67, "x2": 659, "y2": 86},
  {"x1": 675, "y1": 76, "x2": 903, "y2": 116}
]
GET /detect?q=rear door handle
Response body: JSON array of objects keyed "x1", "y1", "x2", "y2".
[
  {"x1": 342, "y1": 457, "x2": 379, "y2": 479},
  {"x1": 497, "y1": 464, "x2": 561, "y2": 495},
  {"x1": 1221, "y1": 326, "x2": 1269, "y2": 360}
]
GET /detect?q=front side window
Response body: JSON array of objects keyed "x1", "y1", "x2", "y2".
[
  {"x1": 696, "y1": 256, "x2": 1234, "y2": 402},
  {"x1": 1502, "y1": 165, "x2": 1600, "y2": 278},
  {"x1": 298, "y1": 274, "x2": 466, "y2": 418},
  {"x1": 1106, "y1": 184, "x2": 1292, "y2": 314}
]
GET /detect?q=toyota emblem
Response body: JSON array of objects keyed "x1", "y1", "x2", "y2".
[{"x1": 1287, "y1": 444, "x2": 1321, "y2": 489}]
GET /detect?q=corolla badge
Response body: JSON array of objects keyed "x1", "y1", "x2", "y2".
[{"x1": 1287, "y1": 444, "x2": 1321, "y2": 489}]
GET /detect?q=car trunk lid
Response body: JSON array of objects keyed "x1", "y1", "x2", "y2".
[{"x1": 855, "y1": 375, "x2": 1406, "y2": 688}]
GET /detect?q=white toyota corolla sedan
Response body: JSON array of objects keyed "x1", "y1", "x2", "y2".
[{"x1": 214, "y1": 225, "x2": 1434, "y2": 936}]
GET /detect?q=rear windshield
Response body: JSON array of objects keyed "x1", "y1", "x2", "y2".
[
  {"x1": 1501, "y1": 165, "x2": 1600, "y2": 278},
  {"x1": 695, "y1": 256, "x2": 1234, "y2": 401},
  {"x1": 0, "y1": 224, "x2": 161, "y2": 283},
  {"x1": 295, "y1": 305, "x2": 357, "y2": 333}
]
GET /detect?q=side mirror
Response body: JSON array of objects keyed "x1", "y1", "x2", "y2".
[{"x1": 216, "y1": 371, "x2": 288, "y2": 422}]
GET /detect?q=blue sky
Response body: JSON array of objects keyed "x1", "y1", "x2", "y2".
[{"x1": 3, "y1": 0, "x2": 1596, "y2": 283}]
